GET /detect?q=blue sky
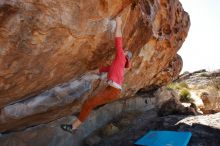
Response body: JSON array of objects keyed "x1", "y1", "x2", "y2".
[{"x1": 178, "y1": 0, "x2": 220, "y2": 72}]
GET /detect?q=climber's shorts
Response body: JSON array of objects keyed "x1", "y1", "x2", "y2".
[{"x1": 78, "y1": 86, "x2": 121, "y2": 122}]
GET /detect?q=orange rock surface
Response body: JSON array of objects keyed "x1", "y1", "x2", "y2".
[{"x1": 0, "y1": 0, "x2": 190, "y2": 132}]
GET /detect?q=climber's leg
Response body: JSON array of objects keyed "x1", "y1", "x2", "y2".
[
  {"x1": 61, "y1": 86, "x2": 120, "y2": 133},
  {"x1": 77, "y1": 86, "x2": 121, "y2": 122}
]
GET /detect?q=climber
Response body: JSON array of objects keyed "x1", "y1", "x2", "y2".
[{"x1": 60, "y1": 16, "x2": 132, "y2": 133}]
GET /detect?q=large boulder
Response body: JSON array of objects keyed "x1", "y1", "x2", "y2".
[
  {"x1": 0, "y1": 95, "x2": 156, "y2": 146},
  {"x1": 176, "y1": 70, "x2": 220, "y2": 114},
  {"x1": 0, "y1": 0, "x2": 190, "y2": 132}
]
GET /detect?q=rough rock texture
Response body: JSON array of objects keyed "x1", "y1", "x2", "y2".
[
  {"x1": 176, "y1": 70, "x2": 220, "y2": 114},
  {"x1": 0, "y1": 0, "x2": 190, "y2": 132},
  {"x1": 92, "y1": 112, "x2": 220, "y2": 146},
  {"x1": 0, "y1": 95, "x2": 156, "y2": 146},
  {"x1": 158, "y1": 98, "x2": 197, "y2": 116}
]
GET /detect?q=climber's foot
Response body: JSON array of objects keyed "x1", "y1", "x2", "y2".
[{"x1": 60, "y1": 124, "x2": 76, "y2": 134}]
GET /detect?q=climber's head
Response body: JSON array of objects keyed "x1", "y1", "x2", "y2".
[
  {"x1": 125, "y1": 50, "x2": 132, "y2": 60},
  {"x1": 124, "y1": 50, "x2": 132, "y2": 68}
]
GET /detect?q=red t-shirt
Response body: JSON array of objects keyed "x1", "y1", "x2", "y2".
[{"x1": 99, "y1": 37, "x2": 130, "y2": 85}]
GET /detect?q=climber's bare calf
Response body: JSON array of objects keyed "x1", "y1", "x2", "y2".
[{"x1": 61, "y1": 16, "x2": 132, "y2": 133}]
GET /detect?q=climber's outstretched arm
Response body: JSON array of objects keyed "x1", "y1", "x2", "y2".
[
  {"x1": 115, "y1": 17, "x2": 123, "y2": 57},
  {"x1": 115, "y1": 16, "x2": 122, "y2": 37}
]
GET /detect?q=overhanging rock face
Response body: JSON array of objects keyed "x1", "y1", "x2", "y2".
[{"x1": 0, "y1": 0, "x2": 190, "y2": 132}]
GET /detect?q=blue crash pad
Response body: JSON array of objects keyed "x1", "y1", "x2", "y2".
[{"x1": 135, "y1": 131, "x2": 192, "y2": 146}]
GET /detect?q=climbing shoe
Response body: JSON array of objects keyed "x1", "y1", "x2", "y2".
[{"x1": 60, "y1": 124, "x2": 76, "y2": 134}]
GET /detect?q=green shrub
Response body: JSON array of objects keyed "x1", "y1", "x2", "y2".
[
  {"x1": 166, "y1": 82, "x2": 177, "y2": 90},
  {"x1": 166, "y1": 82, "x2": 189, "y2": 90},
  {"x1": 178, "y1": 82, "x2": 189, "y2": 89},
  {"x1": 179, "y1": 88, "x2": 194, "y2": 103}
]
